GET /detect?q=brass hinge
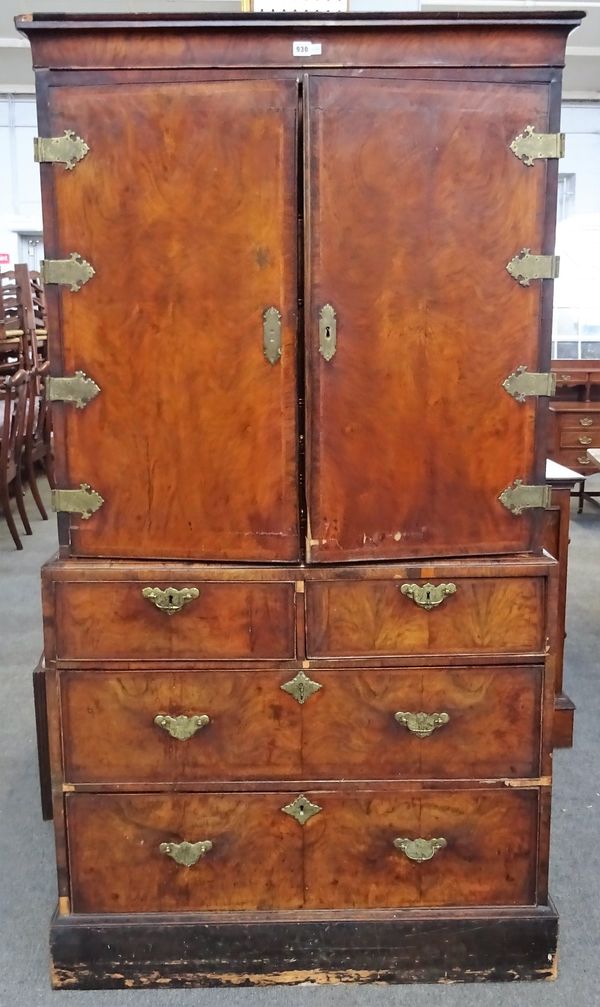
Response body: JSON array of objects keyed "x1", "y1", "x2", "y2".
[
  {"x1": 34, "y1": 129, "x2": 89, "y2": 170},
  {"x1": 510, "y1": 125, "x2": 565, "y2": 167},
  {"x1": 46, "y1": 371, "x2": 100, "y2": 409},
  {"x1": 42, "y1": 253, "x2": 95, "y2": 292},
  {"x1": 502, "y1": 366, "x2": 557, "y2": 403},
  {"x1": 51, "y1": 483, "x2": 104, "y2": 520},
  {"x1": 506, "y1": 249, "x2": 559, "y2": 287},
  {"x1": 499, "y1": 479, "x2": 551, "y2": 515}
]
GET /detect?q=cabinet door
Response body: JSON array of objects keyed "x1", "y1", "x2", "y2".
[
  {"x1": 44, "y1": 79, "x2": 299, "y2": 561},
  {"x1": 305, "y1": 75, "x2": 553, "y2": 562}
]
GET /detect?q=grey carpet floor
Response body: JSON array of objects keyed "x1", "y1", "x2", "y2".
[{"x1": 1, "y1": 481, "x2": 599, "y2": 1005}]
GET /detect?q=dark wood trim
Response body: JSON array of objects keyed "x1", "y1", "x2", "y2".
[
  {"x1": 49, "y1": 903, "x2": 559, "y2": 989},
  {"x1": 32, "y1": 662, "x2": 53, "y2": 821}
]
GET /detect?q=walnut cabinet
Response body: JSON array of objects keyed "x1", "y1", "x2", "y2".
[{"x1": 18, "y1": 9, "x2": 582, "y2": 989}]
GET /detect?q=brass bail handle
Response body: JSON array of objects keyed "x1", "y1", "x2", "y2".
[
  {"x1": 154, "y1": 713, "x2": 210, "y2": 741},
  {"x1": 142, "y1": 586, "x2": 199, "y2": 615},
  {"x1": 400, "y1": 582, "x2": 457, "y2": 610},
  {"x1": 395, "y1": 711, "x2": 449, "y2": 738},
  {"x1": 159, "y1": 840, "x2": 213, "y2": 867},
  {"x1": 393, "y1": 837, "x2": 447, "y2": 862}
]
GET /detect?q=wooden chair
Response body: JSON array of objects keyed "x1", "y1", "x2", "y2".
[
  {"x1": 24, "y1": 360, "x2": 54, "y2": 519},
  {"x1": 0, "y1": 369, "x2": 32, "y2": 549}
]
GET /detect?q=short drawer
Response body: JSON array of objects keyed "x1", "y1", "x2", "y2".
[
  {"x1": 60, "y1": 665, "x2": 543, "y2": 784},
  {"x1": 559, "y1": 429, "x2": 600, "y2": 448},
  {"x1": 67, "y1": 792, "x2": 304, "y2": 913},
  {"x1": 551, "y1": 448, "x2": 600, "y2": 473},
  {"x1": 306, "y1": 576, "x2": 545, "y2": 659},
  {"x1": 556, "y1": 412, "x2": 600, "y2": 431},
  {"x1": 61, "y1": 670, "x2": 303, "y2": 783},
  {"x1": 51, "y1": 579, "x2": 296, "y2": 662},
  {"x1": 304, "y1": 788, "x2": 539, "y2": 908}
]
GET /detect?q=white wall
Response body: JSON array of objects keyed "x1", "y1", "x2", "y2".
[{"x1": 0, "y1": 95, "x2": 42, "y2": 268}]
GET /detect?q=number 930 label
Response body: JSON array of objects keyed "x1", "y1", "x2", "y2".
[{"x1": 292, "y1": 41, "x2": 323, "y2": 57}]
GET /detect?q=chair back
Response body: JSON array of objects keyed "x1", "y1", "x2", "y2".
[{"x1": 0, "y1": 369, "x2": 29, "y2": 482}]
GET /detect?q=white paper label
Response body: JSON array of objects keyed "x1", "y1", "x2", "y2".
[{"x1": 292, "y1": 41, "x2": 322, "y2": 57}]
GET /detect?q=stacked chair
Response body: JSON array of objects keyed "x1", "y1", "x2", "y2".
[{"x1": 0, "y1": 262, "x2": 53, "y2": 549}]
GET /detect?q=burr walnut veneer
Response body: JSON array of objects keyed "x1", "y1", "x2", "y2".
[{"x1": 18, "y1": 9, "x2": 582, "y2": 989}]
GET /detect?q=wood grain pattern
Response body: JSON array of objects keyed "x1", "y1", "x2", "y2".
[
  {"x1": 303, "y1": 788, "x2": 539, "y2": 908},
  {"x1": 46, "y1": 78, "x2": 299, "y2": 561},
  {"x1": 67, "y1": 792, "x2": 304, "y2": 913},
  {"x1": 60, "y1": 665, "x2": 543, "y2": 784},
  {"x1": 306, "y1": 576, "x2": 545, "y2": 658},
  {"x1": 61, "y1": 671, "x2": 302, "y2": 783},
  {"x1": 306, "y1": 75, "x2": 550, "y2": 562},
  {"x1": 53, "y1": 580, "x2": 296, "y2": 661}
]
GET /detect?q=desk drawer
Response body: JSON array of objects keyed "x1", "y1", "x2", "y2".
[
  {"x1": 556, "y1": 412, "x2": 600, "y2": 432},
  {"x1": 551, "y1": 448, "x2": 599, "y2": 473},
  {"x1": 51, "y1": 579, "x2": 296, "y2": 662},
  {"x1": 560, "y1": 429, "x2": 600, "y2": 449},
  {"x1": 306, "y1": 575, "x2": 545, "y2": 659}
]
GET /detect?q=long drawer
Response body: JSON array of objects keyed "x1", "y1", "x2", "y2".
[
  {"x1": 306, "y1": 575, "x2": 545, "y2": 659},
  {"x1": 66, "y1": 789, "x2": 540, "y2": 913},
  {"x1": 49, "y1": 579, "x2": 296, "y2": 662},
  {"x1": 60, "y1": 666, "x2": 544, "y2": 783}
]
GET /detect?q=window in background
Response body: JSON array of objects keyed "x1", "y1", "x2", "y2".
[{"x1": 553, "y1": 104, "x2": 600, "y2": 360}]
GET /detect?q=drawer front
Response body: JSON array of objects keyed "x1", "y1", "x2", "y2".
[
  {"x1": 61, "y1": 671, "x2": 302, "y2": 783},
  {"x1": 303, "y1": 789, "x2": 539, "y2": 909},
  {"x1": 53, "y1": 580, "x2": 295, "y2": 661},
  {"x1": 301, "y1": 666, "x2": 543, "y2": 780},
  {"x1": 67, "y1": 792, "x2": 304, "y2": 913},
  {"x1": 306, "y1": 577, "x2": 545, "y2": 658},
  {"x1": 551, "y1": 447, "x2": 600, "y2": 473},
  {"x1": 556, "y1": 412, "x2": 600, "y2": 431},
  {"x1": 60, "y1": 666, "x2": 543, "y2": 784},
  {"x1": 560, "y1": 429, "x2": 600, "y2": 448}
]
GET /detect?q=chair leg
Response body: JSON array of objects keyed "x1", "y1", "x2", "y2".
[
  {"x1": 27, "y1": 453, "x2": 48, "y2": 520},
  {"x1": 14, "y1": 466, "x2": 33, "y2": 535},
  {"x1": 0, "y1": 483, "x2": 23, "y2": 549}
]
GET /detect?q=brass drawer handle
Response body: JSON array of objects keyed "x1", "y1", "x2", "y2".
[
  {"x1": 142, "y1": 586, "x2": 199, "y2": 614},
  {"x1": 559, "y1": 374, "x2": 572, "y2": 382},
  {"x1": 393, "y1": 837, "x2": 447, "y2": 862},
  {"x1": 395, "y1": 711, "x2": 450, "y2": 738},
  {"x1": 580, "y1": 417, "x2": 594, "y2": 427},
  {"x1": 400, "y1": 582, "x2": 457, "y2": 610},
  {"x1": 578, "y1": 435, "x2": 593, "y2": 446},
  {"x1": 154, "y1": 713, "x2": 210, "y2": 741},
  {"x1": 159, "y1": 840, "x2": 213, "y2": 867},
  {"x1": 578, "y1": 456, "x2": 592, "y2": 466}
]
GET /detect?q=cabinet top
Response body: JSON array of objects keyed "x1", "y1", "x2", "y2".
[{"x1": 16, "y1": 10, "x2": 585, "y2": 32}]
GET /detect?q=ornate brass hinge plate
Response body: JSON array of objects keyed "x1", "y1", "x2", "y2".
[
  {"x1": 142, "y1": 586, "x2": 200, "y2": 615},
  {"x1": 280, "y1": 670, "x2": 322, "y2": 705},
  {"x1": 51, "y1": 483, "x2": 104, "y2": 520},
  {"x1": 506, "y1": 248, "x2": 559, "y2": 287},
  {"x1": 502, "y1": 365, "x2": 556, "y2": 403},
  {"x1": 159, "y1": 840, "x2": 213, "y2": 867},
  {"x1": 395, "y1": 711, "x2": 450, "y2": 738},
  {"x1": 34, "y1": 129, "x2": 90, "y2": 170},
  {"x1": 400, "y1": 582, "x2": 457, "y2": 610},
  {"x1": 509, "y1": 125, "x2": 565, "y2": 167},
  {"x1": 154, "y1": 713, "x2": 210, "y2": 741},
  {"x1": 499, "y1": 479, "x2": 551, "y2": 515},
  {"x1": 42, "y1": 253, "x2": 95, "y2": 292},
  {"x1": 263, "y1": 306, "x2": 282, "y2": 365},
  {"x1": 46, "y1": 371, "x2": 101, "y2": 409},
  {"x1": 281, "y1": 794, "x2": 322, "y2": 826},
  {"x1": 319, "y1": 303, "x2": 337, "y2": 361},
  {"x1": 393, "y1": 837, "x2": 447, "y2": 862}
]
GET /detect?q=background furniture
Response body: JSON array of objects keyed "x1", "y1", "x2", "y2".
[
  {"x1": 19, "y1": 9, "x2": 581, "y2": 990},
  {"x1": 549, "y1": 359, "x2": 600, "y2": 510}
]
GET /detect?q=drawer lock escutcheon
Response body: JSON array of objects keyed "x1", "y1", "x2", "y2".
[
  {"x1": 319, "y1": 303, "x2": 337, "y2": 361},
  {"x1": 393, "y1": 837, "x2": 447, "y2": 862},
  {"x1": 34, "y1": 129, "x2": 90, "y2": 170},
  {"x1": 263, "y1": 306, "x2": 282, "y2": 365},
  {"x1": 395, "y1": 711, "x2": 450, "y2": 738},
  {"x1": 154, "y1": 713, "x2": 210, "y2": 741},
  {"x1": 400, "y1": 582, "x2": 457, "y2": 610},
  {"x1": 509, "y1": 125, "x2": 565, "y2": 166},
  {"x1": 281, "y1": 794, "x2": 322, "y2": 826},
  {"x1": 142, "y1": 586, "x2": 200, "y2": 615},
  {"x1": 159, "y1": 840, "x2": 213, "y2": 867},
  {"x1": 280, "y1": 670, "x2": 322, "y2": 705}
]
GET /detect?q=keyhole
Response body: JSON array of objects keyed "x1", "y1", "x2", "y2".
[{"x1": 325, "y1": 326, "x2": 331, "y2": 340}]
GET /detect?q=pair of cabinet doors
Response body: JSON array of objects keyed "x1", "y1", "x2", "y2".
[{"x1": 45, "y1": 73, "x2": 554, "y2": 563}]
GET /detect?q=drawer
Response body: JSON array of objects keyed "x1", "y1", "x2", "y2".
[
  {"x1": 51, "y1": 579, "x2": 296, "y2": 662},
  {"x1": 304, "y1": 788, "x2": 539, "y2": 908},
  {"x1": 301, "y1": 666, "x2": 543, "y2": 780},
  {"x1": 67, "y1": 792, "x2": 303, "y2": 913},
  {"x1": 306, "y1": 576, "x2": 545, "y2": 659},
  {"x1": 61, "y1": 670, "x2": 303, "y2": 783},
  {"x1": 551, "y1": 448, "x2": 600, "y2": 474},
  {"x1": 559, "y1": 429, "x2": 600, "y2": 448},
  {"x1": 60, "y1": 666, "x2": 543, "y2": 784},
  {"x1": 556, "y1": 412, "x2": 600, "y2": 431}
]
